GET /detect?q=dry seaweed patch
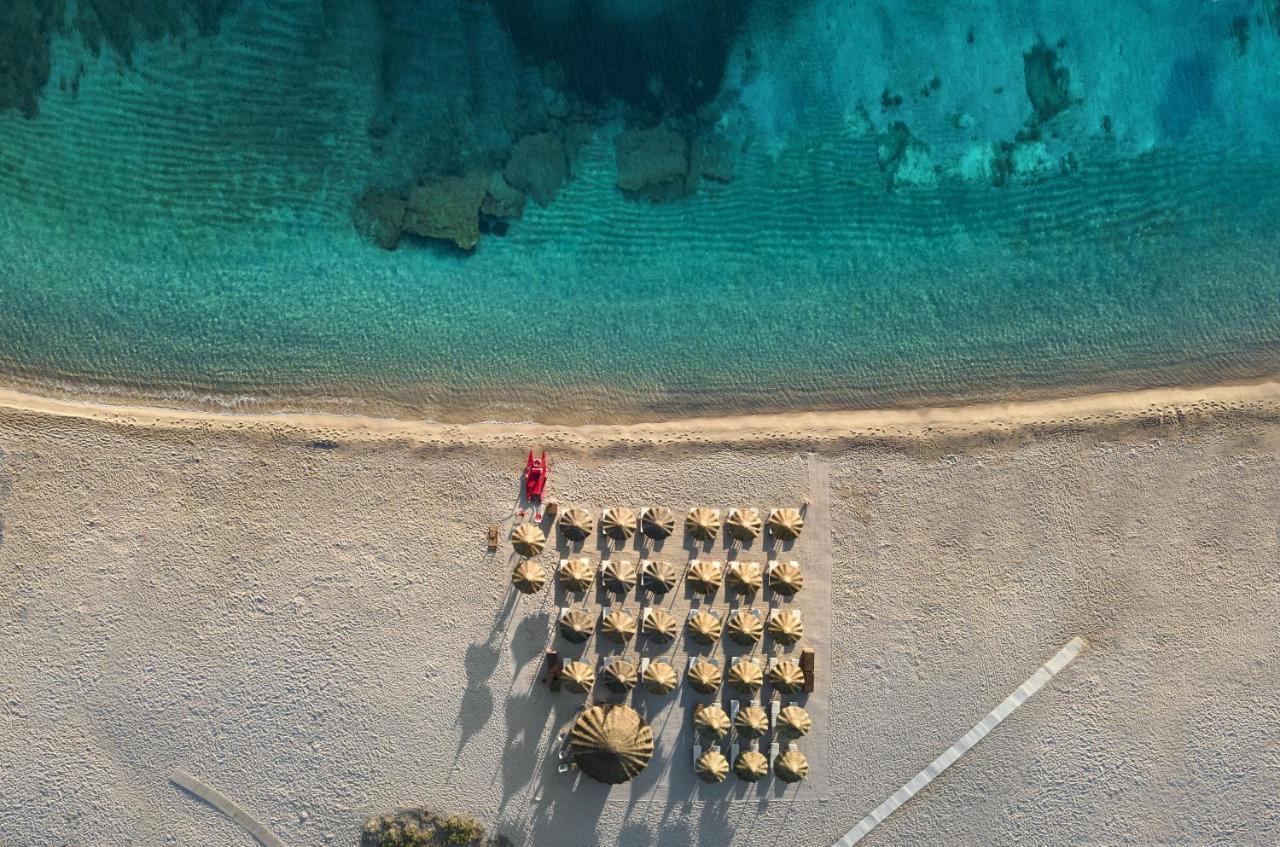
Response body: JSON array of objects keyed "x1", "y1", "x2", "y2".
[{"x1": 361, "y1": 809, "x2": 508, "y2": 847}]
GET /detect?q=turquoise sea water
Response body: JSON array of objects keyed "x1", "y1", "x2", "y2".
[{"x1": 1, "y1": 1, "x2": 1278, "y2": 422}]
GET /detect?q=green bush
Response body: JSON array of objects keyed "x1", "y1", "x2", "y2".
[{"x1": 361, "y1": 808, "x2": 500, "y2": 847}]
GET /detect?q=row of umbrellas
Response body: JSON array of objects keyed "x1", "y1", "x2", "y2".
[
  {"x1": 518, "y1": 505, "x2": 805, "y2": 550},
  {"x1": 693, "y1": 703, "x2": 812, "y2": 741},
  {"x1": 695, "y1": 746, "x2": 810, "y2": 784},
  {"x1": 557, "y1": 606, "x2": 805, "y2": 647},
  {"x1": 558, "y1": 655, "x2": 807, "y2": 696},
  {"x1": 512, "y1": 558, "x2": 805, "y2": 597}
]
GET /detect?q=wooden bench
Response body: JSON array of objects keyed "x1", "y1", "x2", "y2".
[
  {"x1": 800, "y1": 647, "x2": 816, "y2": 694},
  {"x1": 487, "y1": 523, "x2": 499, "y2": 552}
]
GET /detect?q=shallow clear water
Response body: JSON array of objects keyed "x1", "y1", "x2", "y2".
[{"x1": 0, "y1": 0, "x2": 1278, "y2": 421}]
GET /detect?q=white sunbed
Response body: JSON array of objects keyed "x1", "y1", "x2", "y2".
[{"x1": 693, "y1": 742, "x2": 702, "y2": 765}]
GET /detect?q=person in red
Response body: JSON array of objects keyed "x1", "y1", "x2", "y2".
[{"x1": 521, "y1": 450, "x2": 549, "y2": 520}]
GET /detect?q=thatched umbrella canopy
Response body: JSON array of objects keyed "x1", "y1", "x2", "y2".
[
  {"x1": 686, "y1": 560, "x2": 723, "y2": 595},
  {"x1": 641, "y1": 607, "x2": 678, "y2": 643},
  {"x1": 693, "y1": 704, "x2": 731, "y2": 739},
  {"x1": 687, "y1": 658, "x2": 722, "y2": 693},
  {"x1": 733, "y1": 749, "x2": 768, "y2": 782},
  {"x1": 734, "y1": 704, "x2": 769, "y2": 739},
  {"x1": 726, "y1": 561, "x2": 763, "y2": 595},
  {"x1": 561, "y1": 660, "x2": 596, "y2": 694},
  {"x1": 511, "y1": 560, "x2": 546, "y2": 594},
  {"x1": 726, "y1": 610, "x2": 763, "y2": 645},
  {"x1": 774, "y1": 749, "x2": 809, "y2": 784},
  {"x1": 511, "y1": 523, "x2": 546, "y2": 556},
  {"x1": 767, "y1": 507, "x2": 805, "y2": 540},
  {"x1": 569, "y1": 704, "x2": 654, "y2": 784},
  {"x1": 768, "y1": 560, "x2": 804, "y2": 596},
  {"x1": 601, "y1": 559, "x2": 638, "y2": 592},
  {"x1": 695, "y1": 749, "x2": 730, "y2": 784},
  {"x1": 768, "y1": 609, "x2": 805, "y2": 645},
  {"x1": 725, "y1": 508, "x2": 762, "y2": 541},
  {"x1": 640, "y1": 506, "x2": 675, "y2": 539},
  {"x1": 686, "y1": 610, "x2": 723, "y2": 645},
  {"x1": 777, "y1": 705, "x2": 812, "y2": 738},
  {"x1": 558, "y1": 609, "x2": 597, "y2": 644},
  {"x1": 727, "y1": 659, "x2": 763, "y2": 694},
  {"x1": 601, "y1": 507, "x2": 638, "y2": 540},
  {"x1": 602, "y1": 658, "x2": 639, "y2": 692},
  {"x1": 685, "y1": 507, "x2": 722, "y2": 541},
  {"x1": 768, "y1": 659, "x2": 805, "y2": 694},
  {"x1": 558, "y1": 557, "x2": 596, "y2": 593},
  {"x1": 558, "y1": 508, "x2": 595, "y2": 542},
  {"x1": 640, "y1": 559, "x2": 678, "y2": 594},
  {"x1": 600, "y1": 608, "x2": 637, "y2": 643},
  {"x1": 641, "y1": 660, "x2": 678, "y2": 695}
]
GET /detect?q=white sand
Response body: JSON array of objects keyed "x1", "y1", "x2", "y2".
[{"x1": 1, "y1": 383, "x2": 1278, "y2": 846}]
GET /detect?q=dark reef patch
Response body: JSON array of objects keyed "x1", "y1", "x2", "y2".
[
  {"x1": 1023, "y1": 39, "x2": 1074, "y2": 122},
  {"x1": 1159, "y1": 53, "x2": 1217, "y2": 140},
  {"x1": 0, "y1": 0, "x2": 62, "y2": 117}
]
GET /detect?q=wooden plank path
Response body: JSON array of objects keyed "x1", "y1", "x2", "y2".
[{"x1": 169, "y1": 769, "x2": 288, "y2": 847}]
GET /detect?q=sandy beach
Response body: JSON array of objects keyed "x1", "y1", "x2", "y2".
[{"x1": 1, "y1": 380, "x2": 1278, "y2": 846}]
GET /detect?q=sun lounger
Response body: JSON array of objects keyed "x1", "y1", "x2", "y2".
[
  {"x1": 770, "y1": 699, "x2": 780, "y2": 729},
  {"x1": 487, "y1": 524, "x2": 499, "y2": 551},
  {"x1": 768, "y1": 742, "x2": 779, "y2": 767},
  {"x1": 693, "y1": 742, "x2": 702, "y2": 764},
  {"x1": 639, "y1": 657, "x2": 650, "y2": 676},
  {"x1": 730, "y1": 742, "x2": 739, "y2": 764},
  {"x1": 729, "y1": 699, "x2": 740, "y2": 722}
]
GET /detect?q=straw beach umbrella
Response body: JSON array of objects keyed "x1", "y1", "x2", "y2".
[
  {"x1": 733, "y1": 749, "x2": 768, "y2": 782},
  {"x1": 601, "y1": 507, "x2": 638, "y2": 540},
  {"x1": 558, "y1": 609, "x2": 596, "y2": 644},
  {"x1": 561, "y1": 660, "x2": 596, "y2": 694},
  {"x1": 601, "y1": 608, "x2": 637, "y2": 643},
  {"x1": 767, "y1": 508, "x2": 804, "y2": 541},
  {"x1": 686, "y1": 610, "x2": 723, "y2": 645},
  {"x1": 693, "y1": 704, "x2": 731, "y2": 740},
  {"x1": 558, "y1": 508, "x2": 595, "y2": 542},
  {"x1": 685, "y1": 507, "x2": 722, "y2": 541},
  {"x1": 734, "y1": 704, "x2": 769, "y2": 739},
  {"x1": 769, "y1": 659, "x2": 805, "y2": 694},
  {"x1": 640, "y1": 559, "x2": 678, "y2": 594},
  {"x1": 569, "y1": 704, "x2": 653, "y2": 784},
  {"x1": 728, "y1": 659, "x2": 763, "y2": 694},
  {"x1": 778, "y1": 705, "x2": 812, "y2": 738},
  {"x1": 725, "y1": 508, "x2": 762, "y2": 541},
  {"x1": 774, "y1": 749, "x2": 809, "y2": 783},
  {"x1": 768, "y1": 609, "x2": 805, "y2": 645},
  {"x1": 641, "y1": 608, "x2": 678, "y2": 643},
  {"x1": 558, "y1": 557, "x2": 596, "y2": 592},
  {"x1": 687, "y1": 658, "x2": 722, "y2": 693},
  {"x1": 726, "y1": 561, "x2": 763, "y2": 595},
  {"x1": 768, "y1": 560, "x2": 804, "y2": 596},
  {"x1": 511, "y1": 523, "x2": 546, "y2": 556},
  {"x1": 601, "y1": 559, "x2": 638, "y2": 592},
  {"x1": 640, "y1": 506, "x2": 675, "y2": 539},
  {"x1": 603, "y1": 658, "x2": 639, "y2": 692},
  {"x1": 511, "y1": 560, "x2": 546, "y2": 594},
  {"x1": 695, "y1": 749, "x2": 730, "y2": 784},
  {"x1": 726, "y1": 610, "x2": 763, "y2": 645},
  {"x1": 686, "y1": 560, "x2": 723, "y2": 595},
  {"x1": 641, "y1": 660, "x2": 678, "y2": 695}
]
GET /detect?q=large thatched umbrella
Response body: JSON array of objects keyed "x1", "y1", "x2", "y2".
[
  {"x1": 602, "y1": 658, "x2": 639, "y2": 692},
  {"x1": 685, "y1": 507, "x2": 722, "y2": 541},
  {"x1": 640, "y1": 559, "x2": 678, "y2": 594},
  {"x1": 725, "y1": 508, "x2": 762, "y2": 541},
  {"x1": 774, "y1": 749, "x2": 809, "y2": 784},
  {"x1": 511, "y1": 523, "x2": 546, "y2": 556},
  {"x1": 558, "y1": 608, "x2": 596, "y2": 644},
  {"x1": 511, "y1": 560, "x2": 546, "y2": 594},
  {"x1": 561, "y1": 660, "x2": 596, "y2": 694},
  {"x1": 641, "y1": 660, "x2": 677, "y2": 695},
  {"x1": 601, "y1": 507, "x2": 638, "y2": 541},
  {"x1": 733, "y1": 749, "x2": 768, "y2": 782},
  {"x1": 686, "y1": 560, "x2": 723, "y2": 595},
  {"x1": 768, "y1": 609, "x2": 805, "y2": 645},
  {"x1": 557, "y1": 508, "x2": 595, "y2": 542},
  {"x1": 768, "y1": 560, "x2": 804, "y2": 596},
  {"x1": 640, "y1": 506, "x2": 675, "y2": 539},
  {"x1": 767, "y1": 508, "x2": 805, "y2": 541},
  {"x1": 569, "y1": 704, "x2": 653, "y2": 784},
  {"x1": 558, "y1": 557, "x2": 596, "y2": 593},
  {"x1": 726, "y1": 561, "x2": 763, "y2": 595},
  {"x1": 726, "y1": 610, "x2": 763, "y2": 645},
  {"x1": 641, "y1": 607, "x2": 678, "y2": 643},
  {"x1": 601, "y1": 559, "x2": 638, "y2": 592},
  {"x1": 734, "y1": 704, "x2": 769, "y2": 739},
  {"x1": 687, "y1": 658, "x2": 722, "y2": 693},
  {"x1": 693, "y1": 704, "x2": 731, "y2": 739},
  {"x1": 695, "y1": 749, "x2": 730, "y2": 784},
  {"x1": 777, "y1": 705, "x2": 812, "y2": 738},
  {"x1": 686, "y1": 610, "x2": 723, "y2": 645},
  {"x1": 768, "y1": 659, "x2": 805, "y2": 694},
  {"x1": 727, "y1": 659, "x2": 763, "y2": 694},
  {"x1": 600, "y1": 608, "x2": 637, "y2": 643}
]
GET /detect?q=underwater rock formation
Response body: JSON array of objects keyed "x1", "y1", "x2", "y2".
[
  {"x1": 0, "y1": 0, "x2": 59, "y2": 117},
  {"x1": 876, "y1": 122, "x2": 936, "y2": 189},
  {"x1": 403, "y1": 171, "x2": 490, "y2": 251},
  {"x1": 503, "y1": 132, "x2": 567, "y2": 208},
  {"x1": 615, "y1": 126, "x2": 692, "y2": 201},
  {"x1": 481, "y1": 171, "x2": 526, "y2": 219},
  {"x1": 1023, "y1": 41, "x2": 1074, "y2": 122},
  {"x1": 353, "y1": 188, "x2": 407, "y2": 251}
]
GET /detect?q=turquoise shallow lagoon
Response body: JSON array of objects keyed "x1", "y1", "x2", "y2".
[{"x1": 1, "y1": 1, "x2": 1278, "y2": 422}]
